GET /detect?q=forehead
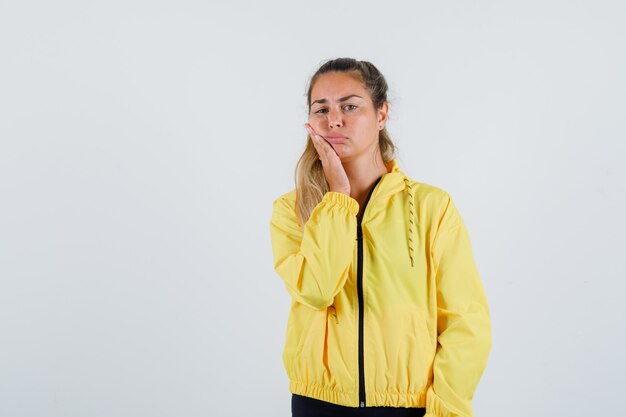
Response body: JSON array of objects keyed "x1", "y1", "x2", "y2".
[{"x1": 310, "y1": 72, "x2": 368, "y2": 102}]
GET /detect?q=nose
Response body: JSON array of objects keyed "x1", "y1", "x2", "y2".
[{"x1": 327, "y1": 108, "x2": 343, "y2": 129}]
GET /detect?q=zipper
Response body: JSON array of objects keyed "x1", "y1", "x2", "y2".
[{"x1": 356, "y1": 175, "x2": 383, "y2": 408}]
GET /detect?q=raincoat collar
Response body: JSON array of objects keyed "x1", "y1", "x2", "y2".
[
  {"x1": 366, "y1": 159, "x2": 418, "y2": 268},
  {"x1": 372, "y1": 159, "x2": 405, "y2": 197}
]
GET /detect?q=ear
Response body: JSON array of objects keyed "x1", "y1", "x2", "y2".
[{"x1": 377, "y1": 102, "x2": 389, "y2": 128}]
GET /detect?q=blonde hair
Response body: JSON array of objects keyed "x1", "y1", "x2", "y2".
[{"x1": 295, "y1": 57, "x2": 398, "y2": 228}]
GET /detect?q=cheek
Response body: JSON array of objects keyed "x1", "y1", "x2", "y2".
[
  {"x1": 308, "y1": 117, "x2": 324, "y2": 128},
  {"x1": 353, "y1": 115, "x2": 375, "y2": 131}
]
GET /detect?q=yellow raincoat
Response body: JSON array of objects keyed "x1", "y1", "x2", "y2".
[{"x1": 269, "y1": 159, "x2": 492, "y2": 416}]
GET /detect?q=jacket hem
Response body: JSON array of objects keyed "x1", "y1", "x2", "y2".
[
  {"x1": 424, "y1": 385, "x2": 458, "y2": 417},
  {"x1": 290, "y1": 380, "x2": 356, "y2": 407},
  {"x1": 289, "y1": 379, "x2": 429, "y2": 409},
  {"x1": 369, "y1": 387, "x2": 427, "y2": 408}
]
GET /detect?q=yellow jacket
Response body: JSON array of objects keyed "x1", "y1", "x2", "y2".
[{"x1": 269, "y1": 159, "x2": 492, "y2": 416}]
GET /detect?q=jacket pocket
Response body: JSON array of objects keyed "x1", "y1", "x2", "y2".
[
  {"x1": 404, "y1": 306, "x2": 435, "y2": 388},
  {"x1": 286, "y1": 307, "x2": 315, "y2": 377}
]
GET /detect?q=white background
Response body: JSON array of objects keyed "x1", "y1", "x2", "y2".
[{"x1": 1, "y1": 1, "x2": 624, "y2": 416}]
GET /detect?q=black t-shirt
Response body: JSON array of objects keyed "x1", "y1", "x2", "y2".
[{"x1": 291, "y1": 394, "x2": 426, "y2": 417}]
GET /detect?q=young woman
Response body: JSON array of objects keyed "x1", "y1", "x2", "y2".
[{"x1": 269, "y1": 58, "x2": 492, "y2": 417}]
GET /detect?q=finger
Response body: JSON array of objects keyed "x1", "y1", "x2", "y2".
[
  {"x1": 305, "y1": 124, "x2": 325, "y2": 159},
  {"x1": 305, "y1": 125, "x2": 337, "y2": 163},
  {"x1": 305, "y1": 124, "x2": 319, "y2": 142}
]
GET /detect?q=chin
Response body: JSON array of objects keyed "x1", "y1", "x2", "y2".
[{"x1": 336, "y1": 152, "x2": 357, "y2": 163}]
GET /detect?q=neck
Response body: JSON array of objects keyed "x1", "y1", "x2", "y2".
[{"x1": 342, "y1": 154, "x2": 389, "y2": 200}]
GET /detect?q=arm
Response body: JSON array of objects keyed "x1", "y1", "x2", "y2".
[
  {"x1": 425, "y1": 194, "x2": 492, "y2": 417},
  {"x1": 269, "y1": 191, "x2": 359, "y2": 310}
]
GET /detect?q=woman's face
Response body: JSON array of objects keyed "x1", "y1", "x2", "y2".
[{"x1": 308, "y1": 71, "x2": 388, "y2": 162}]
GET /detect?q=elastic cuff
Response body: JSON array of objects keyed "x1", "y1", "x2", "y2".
[{"x1": 323, "y1": 191, "x2": 359, "y2": 217}]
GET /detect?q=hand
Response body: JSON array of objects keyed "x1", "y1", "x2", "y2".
[{"x1": 304, "y1": 123, "x2": 351, "y2": 195}]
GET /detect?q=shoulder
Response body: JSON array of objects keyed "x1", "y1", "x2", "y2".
[
  {"x1": 403, "y1": 177, "x2": 452, "y2": 210},
  {"x1": 272, "y1": 188, "x2": 297, "y2": 212},
  {"x1": 401, "y1": 176, "x2": 465, "y2": 230}
]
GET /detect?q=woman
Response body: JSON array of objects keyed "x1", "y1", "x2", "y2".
[{"x1": 269, "y1": 58, "x2": 492, "y2": 417}]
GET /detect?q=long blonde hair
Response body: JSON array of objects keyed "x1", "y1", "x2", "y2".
[{"x1": 295, "y1": 58, "x2": 398, "y2": 228}]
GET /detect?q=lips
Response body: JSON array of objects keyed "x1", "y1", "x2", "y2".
[
  {"x1": 325, "y1": 137, "x2": 347, "y2": 144},
  {"x1": 324, "y1": 135, "x2": 347, "y2": 143}
]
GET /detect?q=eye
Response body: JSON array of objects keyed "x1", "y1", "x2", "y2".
[{"x1": 313, "y1": 105, "x2": 357, "y2": 114}]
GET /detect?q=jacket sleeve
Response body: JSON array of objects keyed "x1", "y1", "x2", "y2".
[
  {"x1": 269, "y1": 191, "x2": 359, "y2": 310},
  {"x1": 425, "y1": 194, "x2": 492, "y2": 417}
]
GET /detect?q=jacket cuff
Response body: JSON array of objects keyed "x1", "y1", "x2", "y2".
[{"x1": 323, "y1": 191, "x2": 359, "y2": 217}]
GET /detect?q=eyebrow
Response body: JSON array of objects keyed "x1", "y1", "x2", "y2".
[{"x1": 311, "y1": 94, "x2": 363, "y2": 106}]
